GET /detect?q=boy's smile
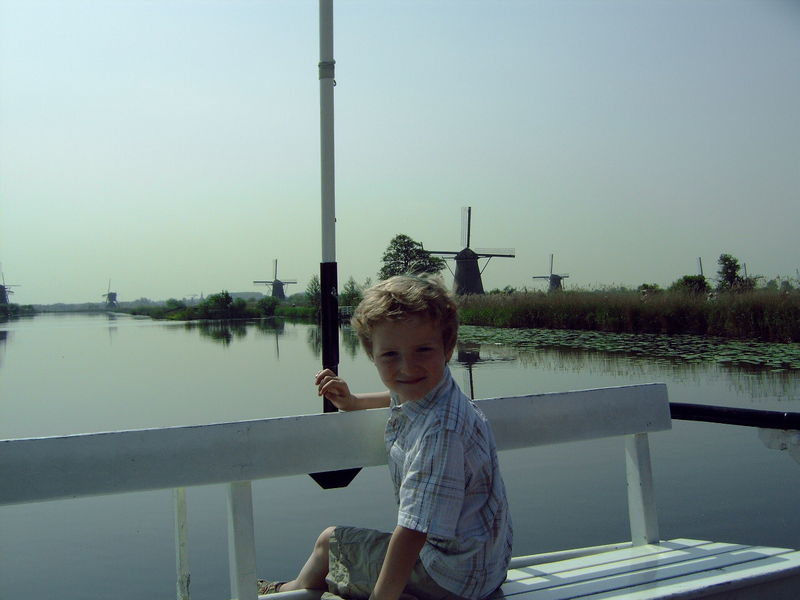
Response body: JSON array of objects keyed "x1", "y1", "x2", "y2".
[{"x1": 371, "y1": 315, "x2": 453, "y2": 404}]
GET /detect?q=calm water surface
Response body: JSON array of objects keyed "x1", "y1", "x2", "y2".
[{"x1": 1, "y1": 313, "x2": 799, "y2": 599}]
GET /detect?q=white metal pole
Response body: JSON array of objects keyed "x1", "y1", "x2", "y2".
[
  {"x1": 318, "y1": 0, "x2": 339, "y2": 378},
  {"x1": 314, "y1": 0, "x2": 360, "y2": 489},
  {"x1": 174, "y1": 487, "x2": 190, "y2": 600},
  {"x1": 227, "y1": 481, "x2": 257, "y2": 600},
  {"x1": 320, "y1": 0, "x2": 335, "y2": 264}
]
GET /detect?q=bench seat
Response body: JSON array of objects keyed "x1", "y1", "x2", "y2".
[
  {"x1": 260, "y1": 539, "x2": 800, "y2": 600},
  {"x1": 503, "y1": 538, "x2": 800, "y2": 599}
]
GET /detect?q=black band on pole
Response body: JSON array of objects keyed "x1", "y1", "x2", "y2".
[
  {"x1": 670, "y1": 403, "x2": 800, "y2": 430},
  {"x1": 319, "y1": 261, "x2": 339, "y2": 412},
  {"x1": 319, "y1": 60, "x2": 336, "y2": 80}
]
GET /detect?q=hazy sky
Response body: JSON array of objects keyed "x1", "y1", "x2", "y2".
[{"x1": 2, "y1": 0, "x2": 798, "y2": 305}]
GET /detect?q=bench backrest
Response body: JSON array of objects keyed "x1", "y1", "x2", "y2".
[
  {"x1": 1, "y1": 383, "x2": 670, "y2": 600},
  {"x1": 0, "y1": 383, "x2": 670, "y2": 506}
]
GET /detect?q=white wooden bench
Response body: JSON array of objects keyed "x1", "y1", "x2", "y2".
[{"x1": 2, "y1": 383, "x2": 799, "y2": 599}]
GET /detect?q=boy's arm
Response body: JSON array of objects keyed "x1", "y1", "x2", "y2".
[
  {"x1": 370, "y1": 526, "x2": 427, "y2": 600},
  {"x1": 316, "y1": 369, "x2": 390, "y2": 410},
  {"x1": 349, "y1": 391, "x2": 392, "y2": 410}
]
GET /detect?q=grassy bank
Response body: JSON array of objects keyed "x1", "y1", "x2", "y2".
[
  {"x1": 121, "y1": 292, "x2": 318, "y2": 321},
  {"x1": 458, "y1": 290, "x2": 800, "y2": 342},
  {"x1": 0, "y1": 303, "x2": 35, "y2": 319}
]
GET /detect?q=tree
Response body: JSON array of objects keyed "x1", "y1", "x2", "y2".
[
  {"x1": 378, "y1": 234, "x2": 446, "y2": 280},
  {"x1": 637, "y1": 283, "x2": 662, "y2": 293},
  {"x1": 306, "y1": 274, "x2": 321, "y2": 313},
  {"x1": 165, "y1": 298, "x2": 186, "y2": 310},
  {"x1": 206, "y1": 291, "x2": 233, "y2": 312},
  {"x1": 716, "y1": 253, "x2": 742, "y2": 291},
  {"x1": 256, "y1": 296, "x2": 278, "y2": 316},
  {"x1": 669, "y1": 275, "x2": 710, "y2": 295},
  {"x1": 339, "y1": 276, "x2": 363, "y2": 307}
]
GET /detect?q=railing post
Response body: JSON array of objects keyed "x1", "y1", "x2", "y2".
[
  {"x1": 625, "y1": 433, "x2": 660, "y2": 545},
  {"x1": 227, "y1": 481, "x2": 257, "y2": 600},
  {"x1": 174, "y1": 487, "x2": 191, "y2": 600}
]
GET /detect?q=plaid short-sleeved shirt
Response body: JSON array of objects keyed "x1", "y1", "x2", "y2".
[{"x1": 386, "y1": 368, "x2": 512, "y2": 599}]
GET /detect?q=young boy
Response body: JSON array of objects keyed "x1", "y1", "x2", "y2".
[{"x1": 258, "y1": 275, "x2": 512, "y2": 600}]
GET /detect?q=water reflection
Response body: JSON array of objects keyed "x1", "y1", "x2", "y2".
[
  {"x1": 0, "y1": 330, "x2": 7, "y2": 370},
  {"x1": 253, "y1": 318, "x2": 286, "y2": 358},
  {"x1": 464, "y1": 342, "x2": 800, "y2": 406},
  {"x1": 341, "y1": 327, "x2": 361, "y2": 358},
  {"x1": 306, "y1": 324, "x2": 321, "y2": 356},
  {"x1": 185, "y1": 320, "x2": 249, "y2": 345}
]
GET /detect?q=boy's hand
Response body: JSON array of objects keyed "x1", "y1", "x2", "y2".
[{"x1": 315, "y1": 369, "x2": 357, "y2": 411}]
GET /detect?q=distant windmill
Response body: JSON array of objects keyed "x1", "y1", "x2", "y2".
[
  {"x1": 254, "y1": 259, "x2": 297, "y2": 300},
  {"x1": 0, "y1": 269, "x2": 20, "y2": 304},
  {"x1": 533, "y1": 254, "x2": 569, "y2": 292},
  {"x1": 430, "y1": 207, "x2": 515, "y2": 295},
  {"x1": 101, "y1": 280, "x2": 118, "y2": 308}
]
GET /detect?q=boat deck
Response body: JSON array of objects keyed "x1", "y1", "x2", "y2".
[{"x1": 3, "y1": 383, "x2": 799, "y2": 599}]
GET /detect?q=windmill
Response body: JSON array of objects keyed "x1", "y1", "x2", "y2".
[
  {"x1": 533, "y1": 254, "x2": 569, "y2": 292},
  {"x1": 254, "y1": 259, "x2": 297, "y2": 300},
  {"x1": 0, "y1": 269, "x2": 20, "y2": 304},
  {"x1": 101, "y1": 280, "x2": 118, "y2": 308},
  {"x1": 430, "y1": 207, "x2": 515, "y2": 295}
]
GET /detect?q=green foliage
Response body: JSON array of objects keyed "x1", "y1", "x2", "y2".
[
  {"x1": 458, "y1": 289, "x2": 800, "y2": 342},
  {"x1": 488, "y1": 286, "x2": 518, "y2": 295},
  {"x1": 125, "y1": 291, "x2": 256, "y2": 320},
  {"x1": 378, "y1": 234, "x2": 446, "y2": 280},
  {"x1": 716, "y1": 253, "x2": 742, "y2": 290},
  {"x1": 275, "y1": 305, "x2": 317, "y2": 319},
  {"x1": 256, "y1": 296, "x2": 279, "y2": 317},
  {"x1": 305, "y1": 275, "x2": 321, "y2": 314},
  {"x1": 165, "y1": 298, "x2": 186, "y2": 310},
  {"x1": 669, "y1": 275, "x2": 710, "y2": 295},
  {"x1": 637, "y1": 283, "x2": 662, "y2": 294},
  {"x1": 339, "y1": 276, "x2": 363, "y2": 308},
  {"x1": 0, "y1": 303, "x2": 36, "y2": 319},
  {"x1": 285, "y1": 291, "x2": 309, "y2": 305}
]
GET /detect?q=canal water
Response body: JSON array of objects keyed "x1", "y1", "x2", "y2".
[{"x1": 1, "y1": 313, "x2": 799, "y2": 599}]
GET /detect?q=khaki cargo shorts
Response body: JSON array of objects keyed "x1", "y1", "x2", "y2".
[{"x1": 324, "y1": 526, "x2": 466, "y2": 600}]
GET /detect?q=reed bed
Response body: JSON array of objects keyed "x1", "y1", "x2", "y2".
[{"x1": 458, "y1": 290, "x2": 800, "y2": 343}]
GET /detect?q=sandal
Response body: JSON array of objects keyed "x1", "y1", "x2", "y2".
[{"x1": 257, "y1": 580, "x2": 287, "y2": 595}]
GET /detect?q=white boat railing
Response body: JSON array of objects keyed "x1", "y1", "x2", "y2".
[{"x1": 1, "y1": 384, "x2": 671, "y2": 600}]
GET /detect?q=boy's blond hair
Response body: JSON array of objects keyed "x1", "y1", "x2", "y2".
[{"x1": 351, "y1": 274, "x2": 458, "y2": 359}]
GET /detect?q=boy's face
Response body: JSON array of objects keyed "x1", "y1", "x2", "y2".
[{"x1": 371, "y1": 314, "x2": 453, "y2": 404}]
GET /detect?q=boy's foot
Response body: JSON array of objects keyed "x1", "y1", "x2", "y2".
[{"x1": 257, "y1": 580, "x2": 287, "y2": 595}]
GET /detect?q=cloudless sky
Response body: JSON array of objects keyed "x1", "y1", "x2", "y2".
[{"x1": 2, "y1": 0, "x2": 799, "y2": 305}]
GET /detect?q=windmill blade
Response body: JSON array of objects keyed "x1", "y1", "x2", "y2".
[
  {"x1": 461, "y1": 206, "x2": 471, "y2": 248},
  {"x1": 429, "y1": 251, "x2": 459, "y2": 257},
  {"x1": 474, "y1": 248, "x2": 515, "y2": 258},
  {"x1": 283, "y1": 279, "x2": 298, "y2": 284},
  {"x1": 254, "y1": 280, "x2": 275, "y2": 285},
  {"x1": 273, "y1": 259, "x2": 278, "y2": 280}
]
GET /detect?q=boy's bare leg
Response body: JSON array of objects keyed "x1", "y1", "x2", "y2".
[{"x1": 279, "y1": 526, "x2": 335, "y2": 592}]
